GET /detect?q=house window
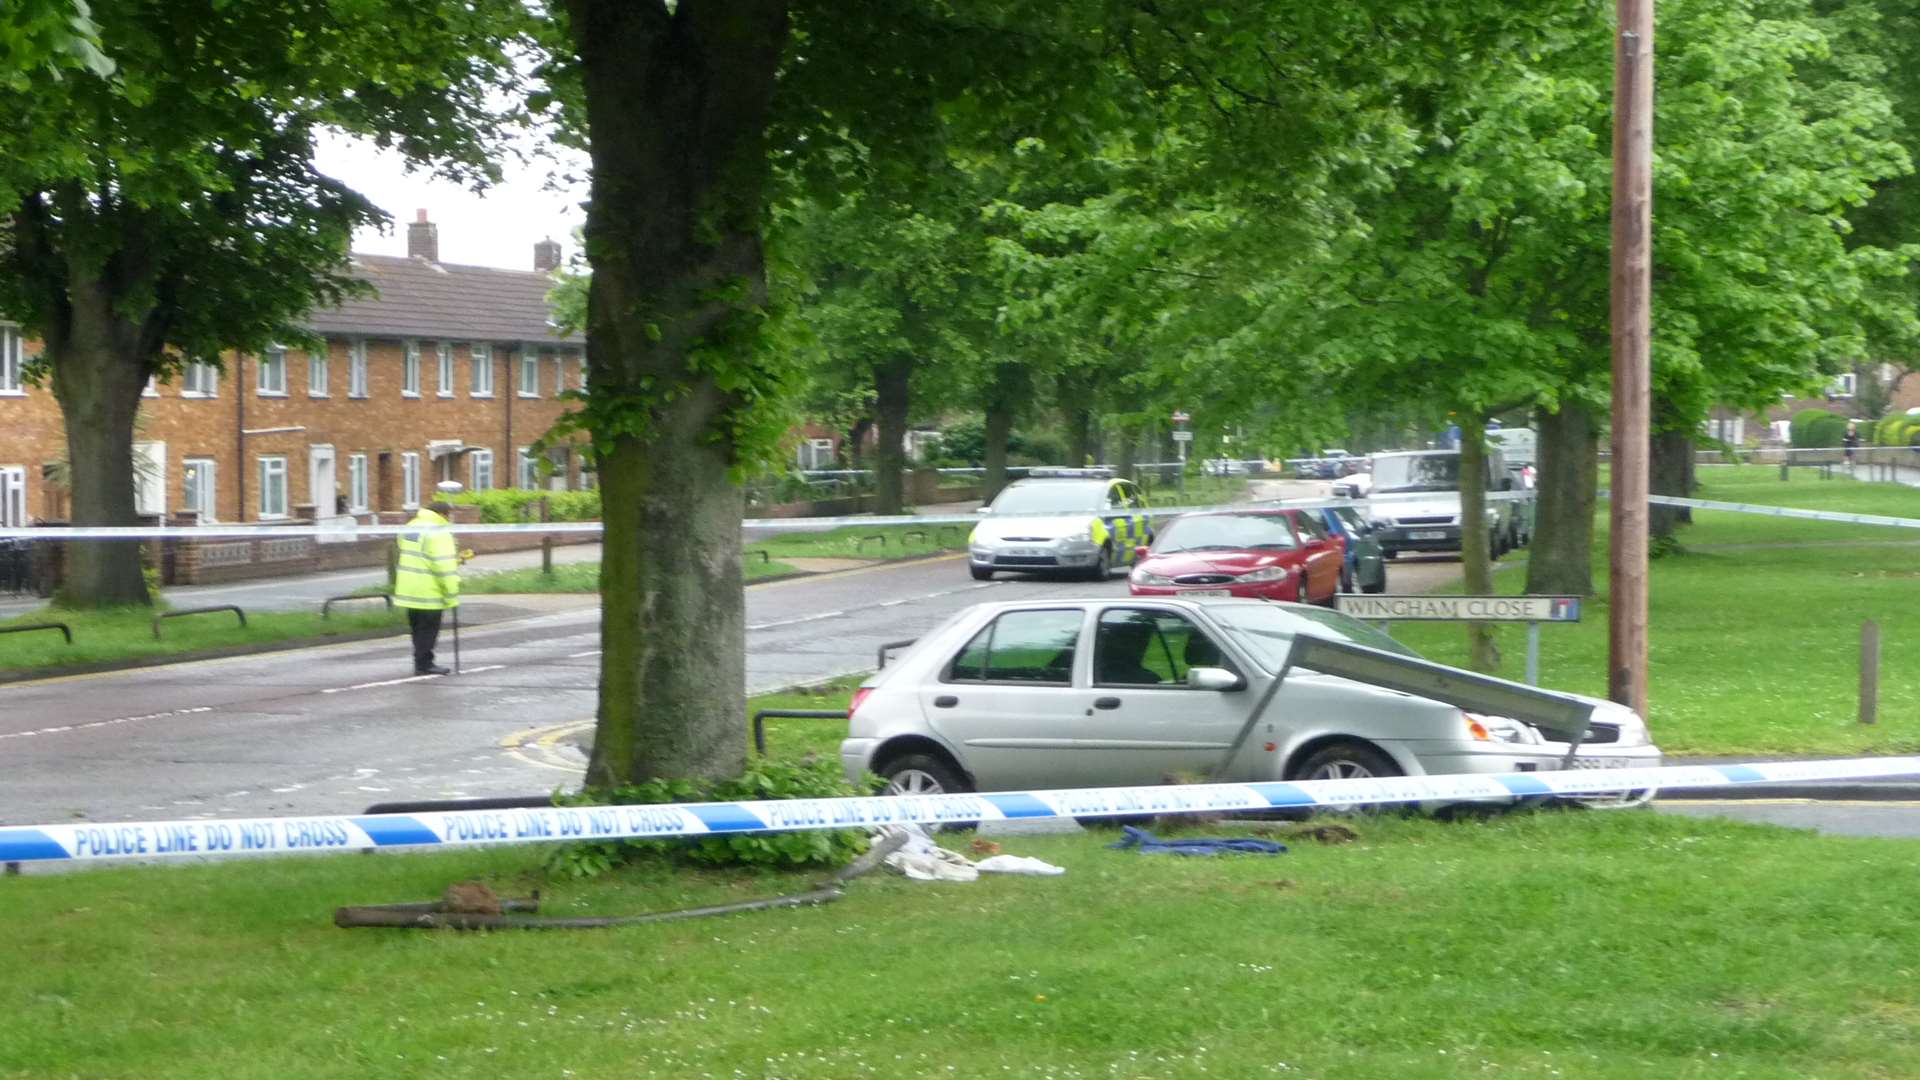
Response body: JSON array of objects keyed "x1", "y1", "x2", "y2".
[
  {"x1": 257, "y1": 349, "x2": 287, "y2": 395},
  {"x1": 347, "y1": 453, "x2": 369, "y2": 512},
  {"x1": 1829, "y1": 372, "x2": 1858, "y2": 399},
  {"x1": 578, "y1": 354, "x2": 589, "y2": 390},
  {"x1": 258, "y1": 456, "x2": 288, "y2": 518},
  {"x1": 401, "y1": 452, "x2": 421, "y2": 509},
  {"x1": 144, "y1": 375, "x2": 158, "y2": 397},
  {"x1": 182, "y1": 458, "x2": 216, "y2": 522},
  {"x1": 519, "y1": 351, "x2": 540, "y2": 397},
  {"x1": 0, "y1": 466, "x2": 25, "y2": 526},
  {"x1": 436, "y1": 342, "x2": 454, "y2": 397},
  {"x1": 517, "y1": 447, "x2": 538, "y2": 489},
  {"x1": 348, "y1": 340, "x2": 369, "y2": 398},
  {"x1": 0, "y1": 327, "x2": 22, "y2": 394},
  {"x1": 469, "y1": 448, "x2": 494, "y2": 492},
  {"x1": 470, "y1": 344, "x2": 493, "y2": 396},
  {"x1": 797, "y1": 438, "x2": 836, "y2": 470},
  {"x1": 402, "y1": 341, "x2": 420, "y2": 397},
  {"x1": 307, "y1": 344, "x2": 330, "y2": 397},
  {"x1": 182, "y1": 361, "x2": 218, "y2": 397}
]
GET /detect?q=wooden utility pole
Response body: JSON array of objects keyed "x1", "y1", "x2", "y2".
[{"x1": 1609, "y1": 0, "x2": 1654, "y2": 717}]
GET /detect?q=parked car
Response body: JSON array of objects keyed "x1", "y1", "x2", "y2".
[
  {"x1": 1127, "y1": 509, "x2": 1343, "y2": 605},
  {"x1": 967, "y1": 472, "x2": 1152, "y2": 581},
  {"x1": 1299, "y1": 449, "x2": 1353, "y2": 479},
  {"x1": 1329, "y1": 462, "x2": 1372, "y2": 499},
  {"x1": 842, "y1": 597, "x2": 1660, "y2": 804},
  {"x1": 1319, "y1": 505, "x2": 1387, "y2": 593},
  {"x1": 1365, "y1": 448, "x2": 1523, "y2": 559},
  {"x1": 1202, "y1": 458, "x2": 1251, "y2": 477}
]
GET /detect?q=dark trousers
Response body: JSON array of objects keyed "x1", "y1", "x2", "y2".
[{"x1": 407, "y1": 607, "x2": 444, "y2": 672}]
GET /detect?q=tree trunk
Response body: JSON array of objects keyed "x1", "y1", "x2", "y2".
[
  {"x1": 50, "y1": 279, "x2": 154, "y2": 607},
  {"x1": 982, "y1": 396, "x2": 1013, "y2": 502},
  {"x1": 1650, "y1": 429, "x2": 1694, "y2": 540},
  {"x1": 1065, "y1": 404, "x2": 1092, "y2": 467},
  {"x1": 1525, "y1": 401, "x2": 1599, "y2": 596},
  {"x1": 873, "y1": 356, "x2": 912, "y2": 514},
  {"x1": 845, "y1": 416, "x2": 872, "y2": 470},
  {"x1": 1115, "y1": 424, "x2": 1140, "y2": 483},
  {"x1": 1457, "y1": 413, "x2": 1499, "y2": 672},
  {"x1": 568, "y1": 0, "x2": 788, "y2": 786}
]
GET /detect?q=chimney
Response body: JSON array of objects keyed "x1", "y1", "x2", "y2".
[
  {"x1": 534, "y1": 237, "x2": 562, "y2": 273},
  {"x1": 407, "y1": 208, "x2": 439, "y2": 263}
]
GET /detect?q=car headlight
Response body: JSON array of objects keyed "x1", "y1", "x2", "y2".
[
  {"x1": 1236, "y1": 565, "x2": 1292, "y2": 583},
  {"x1": 1055, "y1": 536, "x2": 1097, "y2": 551},
  {"x1": 1130, "y1": 568, "x2": 1175, "y2": 585},
  {"x1": 1464, "y1": 713, "x2": 1542, "y2": 745}
]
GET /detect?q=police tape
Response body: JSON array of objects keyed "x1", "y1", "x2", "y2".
[
  {"x1": 1646, "y1": 494, "x2": 1920, "y2": 530},
  {"x1": 4, "y1": 755, "x2": 1914, "y2": 865},
  {"x1": 0, "y1": 491, "x2": 1532, "y2": 542}
]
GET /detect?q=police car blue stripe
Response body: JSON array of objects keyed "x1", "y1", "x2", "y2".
[
  {"x1": 0, "y1": 828, "x2": 71, "y2": 861},
  {"x1": 350, "y1": 816, "x2": 443, "y2": 847},
  {"x1": 982, "y1": 793, "x2": 1054, "y2": 819},
  {"x1": 686, "y1": 804, "x2": 769, "y2": 833}
]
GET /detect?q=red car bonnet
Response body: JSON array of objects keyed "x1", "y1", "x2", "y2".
[{"x1": 1136, "y1": 547, "x2": 1303, "y2": 577}]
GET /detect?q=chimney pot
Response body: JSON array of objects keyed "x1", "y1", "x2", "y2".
[
  {"x1": 407, "y1": 210, "x2": 439, "y2": 263},
  {"x1": 534, "y1": 237, "x2": 563, "y2": 273}
]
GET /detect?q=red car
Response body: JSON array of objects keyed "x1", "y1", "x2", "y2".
[{"x1": 1126, "y1": 508, "x2": 1345, "y2": 604}]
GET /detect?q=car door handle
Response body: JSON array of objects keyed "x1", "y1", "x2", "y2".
[
  {"x1": 933, "y1": 695, "x2": 959, "y2": 708},
  {"x1": 1093, "y1": 697, "x2": 1122, "y2": 710}
]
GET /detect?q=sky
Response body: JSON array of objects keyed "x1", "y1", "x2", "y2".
[{"x1": 313, "y1": 130, "x2": 589, "y2": 273}]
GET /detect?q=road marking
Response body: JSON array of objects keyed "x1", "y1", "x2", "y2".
[
  {"x1": 0, "y1": 705, "x2": 216, "y2": 742},
  {"x1": 319, "y1": 663, "x2": 506, "y2": 694},
  {"x1": 568, "y1": 649, "x2": 601, "y2": 658},
  {"x1": 746, "y1": 552, "x2": 968, "y2": 591},
  {"x1": 499, "y1": 718, "x2": 594, "y2": 773}
]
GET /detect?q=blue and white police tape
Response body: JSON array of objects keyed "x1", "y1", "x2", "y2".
[
  {"x1": 4, "y1": 755, "x2": 1916, "y2": 866},
  {"x1": 1647, "y1": 494, "x2": 1920, "y2": 531},
  {"x1": 0, "y1": 490, "x2": 1533, "y2": 542}
]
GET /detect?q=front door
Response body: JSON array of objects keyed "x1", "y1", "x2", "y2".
[
  {"x1": 309, "y1": 446, "x2": 337, "y2": 515},
  {"x1": 132, "y1": 441, "x2": 166, "y2": 516},
  {"x1": 1079, "y1": 606, "x2": 1250, "y2": 784}
]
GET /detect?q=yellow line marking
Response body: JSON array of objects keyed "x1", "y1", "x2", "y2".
[
  {"x1": 500, "y1": 718, "x2": 594, "y2": 773},
  {"x1": 747, "y1": 552, "x2": 966, "y2": 591}
]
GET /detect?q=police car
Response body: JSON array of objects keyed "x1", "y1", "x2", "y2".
[{"x1": 967, "y1": 469, "x2": 1152, "y2": 581}]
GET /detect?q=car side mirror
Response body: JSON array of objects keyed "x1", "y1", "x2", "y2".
[
  {"x1": 1135, "y1": 545, "x2": 1151, "y2": 561},
  {"x1": 1187, "y1": 667, "x2": 1244, "y2": 691}
]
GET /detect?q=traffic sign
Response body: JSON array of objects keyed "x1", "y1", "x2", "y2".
[
  {"x1": 1337, "y1": 595, "x2": 1580, "y2": 622},
  {"x1": 1171, "y1": 430, "x2": 1194, "y2": 443},
  {"x1": 1171, "y1": 411, "x2": 1190, "y2": 424}
]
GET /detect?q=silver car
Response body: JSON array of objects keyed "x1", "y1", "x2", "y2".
[{"x1": 841, "y1": 597, "x2": 1659, "y2": 806}]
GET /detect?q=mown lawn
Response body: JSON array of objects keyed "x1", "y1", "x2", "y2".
[
  {"x1": 459, "y1": 556, "x2": 799, "y2": 595},
  {"x1": 1393, "y1": 466, "x2": 1920, "y2": 755},
  {"x1": 0, "y1": 604, "x2": 403, "y2": 675},
  {"x1": 5, "y1": 810, "x2": 1919, "y2": 1079}
]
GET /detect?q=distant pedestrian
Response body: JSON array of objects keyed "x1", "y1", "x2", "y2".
[
  {"x1": 1844, "y1": 421, "x2": 1862, "y2": 467},
  {"x1": 394, "y1": 482, "x2": 463, "y2": 675}
]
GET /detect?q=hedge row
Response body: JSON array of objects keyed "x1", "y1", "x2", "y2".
[{"x1": 448, "y1": 489, "x2": 602, "y2": 523}]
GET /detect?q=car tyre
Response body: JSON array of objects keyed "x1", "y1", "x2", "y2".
[
  {"x1": 970, "y1": 565, "x2": 995, "y2": 581},
  {"x1": 1083, "y1": 544, "x2": 1111, "y2": 582},
  {"x1": 1361, "y1": 575, "x2": 1386, "y2": 594},
  {"x1": 877, "y1": 752, "x2": 977, "y2": 831},
  {"x1": 1290, "y1": 741, "x2": 1406, "y2": 816},
  {"x1": 1339, "y1": 566, "x2": 1355, "y2": 594}
]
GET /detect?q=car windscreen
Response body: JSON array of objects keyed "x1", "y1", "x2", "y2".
[
  {"x1": 1371, "y1": 454, "x2": 1460, "y2": 493},
  {"x1": 1153, "y1": 513, "x2": 1299, "y2": 554},
  {"x1": 1208, "y1": 604, "x2": 1419, "y2": 671},
  {"x1": 988, "y1": 482, "x2": 1106, "y2": 515}
]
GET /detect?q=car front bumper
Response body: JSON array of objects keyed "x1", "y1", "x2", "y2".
[
  {"x1": 971, "y1": 546, "x2": 1103, "y2": 571},
  {"x1": 1399, "y1": 740, "x2": 1664, "y2": 778},
  {"x1": 1130, "y1": 578, "x2": 1300, "y2": 601}
]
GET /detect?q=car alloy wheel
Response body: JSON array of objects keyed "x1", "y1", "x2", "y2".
[
  {"x1": 879, "y1": 752, "x2": 970, "y2": 797},
  {"x1": 1291, "y1": 742, "x2": 1404, "y2": 815}
]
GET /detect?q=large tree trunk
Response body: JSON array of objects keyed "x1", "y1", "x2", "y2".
[
  {"x1": 873, "y1": 356, "x2": 912, "y2": 514},
  {"x1": 1650, "y1": 429, "x2": 1694, "y2": 541},
  {"x1": 982, "y1": 395, "x2": 1013, "y2": 503},
  {"x1": 845, "y1": 416, "x2": 872, "y2": 470},
  {"x1": 1525, "y1": 401, "x2": 1599, "y2": 596},
  {"x1": 569, "y1": 0, "x2": 788, "y2": 786},
  {"x1": 1064, "y1": 404, "x2": 1093, "y2": 466},
  {"x1": 1457, "y1": 413, "x2": 1499, "y2": 672},
  {"x1": 1114, "y1": 424, "x2": 1140, "y2": 483},
  {"x1": 50, "y1": 278, "x2": 154, "y2": 607}
]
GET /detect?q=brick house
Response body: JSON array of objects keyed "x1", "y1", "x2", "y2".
[{"x1": 0, "y1": 211, "x2": 586, "y2": 529}]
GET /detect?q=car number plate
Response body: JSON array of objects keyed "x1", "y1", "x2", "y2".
[
  {"x1": 1008, "y1": 547, "x2": 1045, "y2": 556},
  {"x1": 1409, "y1": 530, "x2": 1447, "y2": 540},
  {"x1": 1569, "y1": 757, "x2": 1637, "y2": 771},
  {"x1": 1184, "y1": 589, "x2": 1233, "y2": 597}
]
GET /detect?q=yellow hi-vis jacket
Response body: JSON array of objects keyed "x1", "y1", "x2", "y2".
[{"x1": 393, "y1": 508, "x2": 461, "y2": 610}]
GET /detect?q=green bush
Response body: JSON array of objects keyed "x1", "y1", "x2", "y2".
[
  {"x1": 448, "y1": 489, "x2": 600, "y2": 522},
  {"x1": 1788, "y1": 408, "x2": 1845, "y2": 448},
  {"x1": 547, "y1": 760, "x2": 871, "y2": 878}
]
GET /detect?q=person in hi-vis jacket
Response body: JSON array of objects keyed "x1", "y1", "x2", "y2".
[{"x1": 393, "y1": 481, "x2": 464, "y2": 674}]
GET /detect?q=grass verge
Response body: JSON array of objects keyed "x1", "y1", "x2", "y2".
[
  {"x1": 459, "y1": 557, "x2": 799, "y2": 595},
  {"x1": 1392, "y1": 466, "x2": 1920, "y2": 755},
  {"x1": 0, "y1": 604, "x2": 403, "y2": 675},
  {"x1": 748, "y1": 674, "x2": 865, "y2": 765},
  {"x1": 5, "y1": 811, "x2": 1919, "y2": 1078}
]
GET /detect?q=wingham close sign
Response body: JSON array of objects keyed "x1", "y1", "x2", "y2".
[{"x1": 1337, "y1": 595, "x2": 1582, "y2": 623}]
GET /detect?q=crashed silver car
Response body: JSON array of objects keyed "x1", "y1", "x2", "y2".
[{"x1": 842, "y1": 597, "x2": 1659, "y2": 808}]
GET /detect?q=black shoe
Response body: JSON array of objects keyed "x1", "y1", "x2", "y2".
[{"x1": 415, "y1": 665, "x2": 451, "y2": 676}]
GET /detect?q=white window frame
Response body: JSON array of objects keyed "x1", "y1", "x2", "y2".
[
  {"x1": 306, "y1": 344, "x2": 330, "y2": 398},
  {"x1": 578, "y1": 353, "x2": 589, "y2": 391},
  {"x1": 143, "y1": 375, "x2": 159, "y2": 397},
  {"x1": 436, "y1": 342, "x2": 454, "y2": 398},
  {"x1": 519, "y1": 350, "x2": 540, "y2": 397},
  {"x1": 0, "y1": 465, "x2": 26, "y2": 526},
  {"x1": 470, "y1": 343, "x2": 493, "y2": 397},
  {"x1": 348, "y1": 339, "x2": 369, "y2": 398},
  {"x1": 257, "y1": 456, "x2": 289, "y2": 519},
  {"x1": 402, "y1": 340, "x2": 421, "y2": 397},
  {"x1": 182, "y1": 458, "x2": 217, "y2": 522},
  {"x1": 1829, "y1": 372, "x2": 1858, "y2": 399},
  {"x1": 401, "y1": 451, "x2": 421, "y2": 509},
  {"x1": 257, "y1": 349, "x2": 287, "y2": 396},
  {"x1": 517, "y1": 446, "x2": 538, "y2": 489},
  {"x1": 798, "y1": 438, "x2": 836, "y2": 471},
  {"x1": 347, "y1": 453, "x2": 369, "y2": 512},
  {"x1": 182, "y1": 361, "x2": 218, "y2": 397},
  {"x1": 0, "y1": 327, "x2": 22, "y2": 395},
  {"x1": 469, "y1": 449, "x2": 494, "y2": 492}
]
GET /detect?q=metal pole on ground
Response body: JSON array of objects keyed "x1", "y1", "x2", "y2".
[
  {"x1": 1860, "y1": 619, "x2": 1880, "y2": 725},
  {"x1": 1608, "y1": 0, "x2": 1654, "y2": 719},
  {"x1": 1526, "y1": 621, "x2": 1542, "y2": 686},
  {"x1": 452, "y1": 605, "x2": 462, "y2": 673}
]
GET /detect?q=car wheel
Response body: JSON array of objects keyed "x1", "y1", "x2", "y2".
[
  {"x1": 1361, "y1": 575, "x2": 1386, "y2": 594},
  {"x1": 1339, "y1": 566, "x2": 1355, "y2": 594},
  {"x1": 1290, "y1": 741, "x2": 1406, "y2": 815},
  {"x1": 877, "y1": 752, "x2": 976, "y2": 831},
  {"x1": 1084, "y1": 544, "x2": 1111, "y2": 581},
  {"x1": 1383, "y1": 549, "x2": 1399, "y2": 561},
  {"x1": 969, "y1": 565, "x2": 994, "y2": 581}
]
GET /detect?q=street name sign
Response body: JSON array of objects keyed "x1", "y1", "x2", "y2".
[
  {"x1": 1337, "y1": 595, "x2": 1581, "y2": 623},
  {"x1": 1171, "y1": 430, "x2": 1194, "y2": 442}
]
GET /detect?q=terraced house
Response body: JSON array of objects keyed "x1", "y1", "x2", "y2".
[{"x1": 0, "y1": 212, "x2": 587, "y2": 529}]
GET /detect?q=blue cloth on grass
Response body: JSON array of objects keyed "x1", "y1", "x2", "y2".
[{"x1": 1106, "y1": 826, "x2": 1287, "y2": 856}]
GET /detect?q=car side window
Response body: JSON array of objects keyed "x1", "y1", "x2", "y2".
[
  {"x1": 1093, "y1": 609, "x2": 1231, "y2": 688},
  {"x1": 947, "y1": 609, "x2": 1083, "y2": 685},
  {"x1": 1119, "y1": 481, "x2": 1145, "y2": 510},
  {"x1": 1293, "y1": 513, "x2": 1328, "y2": 541}
]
